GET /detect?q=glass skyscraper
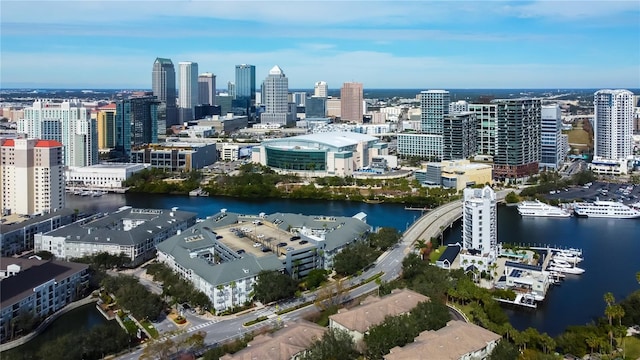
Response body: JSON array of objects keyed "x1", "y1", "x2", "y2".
[
  {"x1": 235, "y1": 64, "x2": 256, "y2": 108},
  {"x1": 115, "y1": 96, "x2": 159, "y2": 160},
  {"x1": 152, "y1": 58, "x2": 177, "y2": 127}
]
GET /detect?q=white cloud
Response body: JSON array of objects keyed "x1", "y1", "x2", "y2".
[{"x1": 499, "y1": 0, "x2": 640, "y2": 20}]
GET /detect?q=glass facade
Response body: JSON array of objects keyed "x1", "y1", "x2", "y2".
[
  {"x1": 116, "y1": 97, "x2": 159, "y2": 159},
  {"x1": 265, "y1": 148, "x2": 326, "y2": 171},
  {"x1": 235, "y1": 64, "x2": 256, "y2": 106}
]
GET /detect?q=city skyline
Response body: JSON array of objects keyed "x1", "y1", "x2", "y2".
[{"x1": 1, "y1": 1, "x2": 639, "y2": 89}]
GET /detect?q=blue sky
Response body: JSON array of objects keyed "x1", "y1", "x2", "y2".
[{"x1": 1, "y1": 0, "x2": 639, "y2": 89}]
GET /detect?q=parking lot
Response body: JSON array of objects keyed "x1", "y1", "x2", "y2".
[{"x1": 545, "y1": 181, "x2": 640, "y2": 205}]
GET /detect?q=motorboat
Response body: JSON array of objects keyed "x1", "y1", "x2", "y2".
[
  {"x1": 573, "y1": 201, "x2": 640, "y2": 219},
  {"x1": 517, "y1": 200, "x2": 571, "y2": 218},
  {"x1": 548, "y1": 265, "x2": 585, "y2": 275},
  {"x1": 553, "y1": 250, "x2": 583, "y2": 263}
]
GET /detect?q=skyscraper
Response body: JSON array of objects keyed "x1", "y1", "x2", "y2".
[
  {"x1": 459, "y1": 186, "x2": 497, "y2": 272},
  {"x1": 235, "y1": 64, "x2": 256, "y2": 105},
  {"x1": 198, "y1": 73, "x2": 216, "y2": 106},
  {"x1": 96, "y1": 103, "x2": 117, "y2": 150},
  {"x1": 178, "y1": 61, "x2": 199, "y2": 122},
  {"x1": 1, "y1": 138, "x2": 65, "y2": 216},
  {"x1": 468, "y1": 103, "x2": 498, "y2": 156},
  {"x1": 314, "y1": 81, "x2": 328, "y2": 97},
  {"x1": 340, "y1": 82, "x2": 363, "y2": 123},
  {"x1": 540, "y1": 104, "x2": 564, "y2": 170},
  {"x1": 152, "y1": 58, "x2": 177, "y2": 127},
  {"x1": 420, "y1": 90, "x2": 450, "y2": 134},
  {"x1": 260, "y1": 65, "x2": 294, "y2": 126},
  {"x1": 442, "y1": 112, "x2": 477, "y2": 160},
  {"x1": 115, "y1": 95, "x2": 159, "y2": 159},
  {"x1": 493, "y1": 98, "x2": 541, "y2": 181},
  {"x1": 593, "y1": 89, "x2": 634, "y2": 161},
  {"x1": 19, "y1": 100, "x2": 98, "y2": 167}
]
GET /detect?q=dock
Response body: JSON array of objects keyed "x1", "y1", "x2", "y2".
[{"x1": 495, "y1": 293, "x2": 538, "y2": 309}]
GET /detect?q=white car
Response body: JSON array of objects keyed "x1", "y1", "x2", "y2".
[{"x1": 253, "y1": 243, "x2": 261, "y2": 248}]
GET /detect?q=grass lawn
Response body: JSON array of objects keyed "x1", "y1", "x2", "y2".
[
  {"x1": 429, "y1": 245, "x2": 447, "y2": 263},
  {"x1": 624, "y1": 335, "x2": 640, "y2": 359},
  {"x1": 122, "y1": 318, "x2": 139, "y2": 335},
  {"x1": 140, "y1": 319, "x2": 159, "y2": 338}
]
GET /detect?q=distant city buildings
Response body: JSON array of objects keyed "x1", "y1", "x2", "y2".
[
  {"x1": 420, "y1": 90, "x2": 450, "y2": 135},
  {"x1": 305, "y1": 96, "x2": 327, "y2": 118},
  {"x1": 314, "y1": 81, "x2": 328, "y2": 97},
  {"x1": 115, "y1": 95, "x2": 159, "y2": 159},
  {"x1": 198, "y1": 73, "x2": 216, "y2": 106},
  {"x1": 540, "y1": 104, "x2": 564, "y2": 170},
  {"x1": 234, "y1": 64, "x2": 256, "y2": 116},
  {"x1": 130, "y1": 142, "x2": 217, "y2": 171},
  {"x1": 340, "y1": 82, "x2": 363, "y2": 123},
  {"x1": 152, "y1": 57, "x2": 178, "y2": 127},
  {"x1": 178, "y1": 61, "x2": 199, "y2": 123},
  {"x1": 96, "y1": 103, "x2": 117, "y2": 150},
  {"x1": 442, "y1": 111, "x2": 477, "y2": 160},
  {"x1": 1, "y1": 138, "x2": 65, "y2": 216},
  {"x1": 260, "y1": 65, "x2": 295, "y2": 126},
  {"x1": 468, "y1": 103, "x2": 497, "y2": 157},
  {"x1": 593, "y1": 89, "x2": 634, "y2": 161}
]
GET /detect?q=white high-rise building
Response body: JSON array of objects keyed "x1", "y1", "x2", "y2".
[
  {"x1": 593, "y1": 89, "x2": 634, "y2": 161},
  {"x1": 18, "y1": 100, "x2": 97, "y2": 167},
  {"x1": 260, "y1": 65, "x2": 294, "y2": 126},
  {"x1": 178, "y1": 62, "x2": 199, "y2": 122},
  {"x1": 449, "y1": 100, "x2": 469, "y2": 114},
  {"x1": 540, "y1": 104, "x2": 564, "y2": 170},
  {"x1": 459, "y1": 186, "x2": 497, "y2": 273},
  {"x1": 420, "y1": 90, "x2": 450, "y2": 135},
  {"x1": 1, "y1": 138, "x2": 65, "y2": 216},
  {"x1": 314, "y1": 81, "x2": 328, "y2": 97}
]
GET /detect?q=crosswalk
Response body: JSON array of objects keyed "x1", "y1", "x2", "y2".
[{"x1": 186, "y1": 319, "x2": 219, "y2": 333}]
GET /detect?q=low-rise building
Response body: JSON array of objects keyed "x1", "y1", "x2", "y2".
[
  {"x1": 329, "y1": 289, "x2": 429, "y2": 345},
  {"x1": 384, "y1": 320, "x2": 501, "y2": 360},
  {"x1": 588, "y1": 157, "x2": 630, "y2": 176},
  {"x1": 156, "y1": 210, "x2": 371, "y2": 312},
  {"x1": 65, "y1": 163, "x2": 149, "y2": 189},
  {"x1": 0, "y1": 257, "x2": 89, "y2": 342},
  {"x1": 416, "y1": 160, "x2": 492, "y2": 191},
  {"x1": 34, "y1": 207, "x2": 197, "y2": 266},
  {"x1": 0, "y1": 208, "x2": 76, "y2": 256},
  {"x1": 130, "y1": 142, "x2": 217, "y2": 171},
  {"x1": 194, "y1": 114, "x2": 249, "y2": 135},
  {"x1": 504, "y1": 261, "x2": 550, "y2": 302}
]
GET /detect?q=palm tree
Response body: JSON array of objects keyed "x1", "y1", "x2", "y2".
[
  {"x1": 414, "y1": 239, "x2": 428, "y2": 260},
  {"x1": 230, "y1": 281, "x2": 237, "y2": 309},
  {"x1": 636, "y1": 271, "x2": 640, "y2": 285},
  {"x1": 585, "y1": 334, "x2": 600, "y2": 356}
]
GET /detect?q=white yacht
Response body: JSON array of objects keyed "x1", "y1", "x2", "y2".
[
  {"x1": 517, "y1": 200, "x2": 571, "y2": 218},
  {"x1": 553, "y1": 250, "x2": 583, "y2": 263},
  {"x1": 549, "y1": 259, "x2": 585, "y2": 274},
  {"x1": 573, "y1": 201, "x2": 640, "y2": 219}
]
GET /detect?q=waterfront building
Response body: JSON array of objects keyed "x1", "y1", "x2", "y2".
[
  {"x1": 0, "y1": 257, "x2": 89, "y2": 343},
  {"x1": 397, "y1": 133, "x2": 442, "y2": 160},
  {"x1": 415, "y1": 159, "x2": 492, "y2": 191},
  {"x1": 493, "y1": 98, "x2": 541, "y2": 181},
  {"x1": 198, "y1": 73, "x2": 216, "y2": 106},
  {"x1": 420, "y1": 90, "x2": 450, "y2": 134},
  {"x1": 18, "y1": 100, "x2": 98, "y2": 167},
  {"x1": 0, "y1": 208, "x2": 76, "y2": 256},
  {"x1": 178, "y1": 61, "x2": 199, "y2": 123},
  {"x1": 156, "y1": 210, "x2": 370, "y2": 312},
  {"x1": 593, "y1": 89, "x2": 634, "y2": 161},
  {"x1": 96, "y1": 103, "x2": 117, "y2": 150},
  {"x1": 468, "y1": 103, "x2": 498, "y2": 156},
  {"x1": 540, "y1": 104, "x2": 564, "y2": 170},
  {"x1": 459, "y1": 186, "x2": 497, "y2": 273},
  {"x1": 1, "y1": 138, "x2": 65, "y2": 217},
  {"x1": 252, "y1": 132, "x2": 386, "y2": 176},
  {"x1": 329, "y1": 289, "x2": 428, "y2": 345},
  {"x1": 65, "y1": 163, "x2": 148, "y2": 189},
  {"x1": 340, "y1": 82, "x2": 364, "y2": 123},
  {"x1": 34, "y1": 207, "x2": 197, "y2": 266},
  {"x1": 314, "y1": 81, "x2": 328, "y2": 98},
  {"x1": 260, "y1": 65, "x2": 295, "y2": 126},
  {"x1": 442, "y1": 111, "x2": 477, "y2": 161},
  {"x1": 114, "y1": 95, "x2": 159, "y2": 160},
  {"x1": 385, "y1": 320, "x2": 501, "y2": 360},
  {"x1": 152, "y1": 57, "x2": 178, "y2": 127},
  {"x1": 449, "y1": 100, "x2": 469, "y2": 114},
  {"x1": 130, "y1": 142, "x2": 217, "y2": 171},
  {"x1": 305, "y1": 96, "x2": 327, "y2": 118},
  {"x1": 504, "y1": 261, "x2": 551, "y2": 302}
]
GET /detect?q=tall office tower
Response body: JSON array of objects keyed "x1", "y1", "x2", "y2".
[
  {"x1": 540, "y1": 104, "x2": 564, "y2": 170},
  {"x1": 235, "y1": 64, "x2": 256, "y2": 106},
  {"x1": 420, "y1": 90, "x2": 450, "y2": 134},
  {"x1": 115, "y1": 96, "x2": 159, "y2": 159},
  {"x1": 468, "y1": 103, "x2": 498, "y2": 156},
  {"x1": 178, "y1": 61, "x2": 199, "y2": 123},
  {"x1": 340, "y1": 82, "x2": 363, "y2": 123},
  {"x1": 198, "y1": 73, "x2": 216, "y2": 106},
  {"x1": 460, "y1": 186, "x2": 497, "y2": 269},
  {"x1": 442, "y1": 112, "x2": 478, "y2": 160},
  {"x1": 96, "y1": 103, "x2": 117, "y2": 150},
  {"x1": 292, "y1": 92, "x2": 307, "y2": 107},
  {"x1": 1, "y1": 138, "x2": 65, "y2": 216},
  {"x1": 306, "y1": 97, "x2": 327, "y2": 118},
  {"x1": 227, "y1": 82, "x2": 236, "y2": 98},
  {"x1": 19, "y1": 100, "x2": 97, "y2": 167},
  {"x1": 593, "y1": 89, "x2": 634, "y2": 160},
  {"x1": 314, "y1": 81, "x2": 328, "y2": 97},
  {"x1": 449, "y1": 100, "x2": 469, "y2": 114},
  {"x1": 493, "y1": 98, "x2": 541, "y2": 181},
  {"x1": 260, "y1": 65, "x2": 294, "y2": 126},
  {"x1": 152, "y1": 58, "x2": 178, "y2": 127}
]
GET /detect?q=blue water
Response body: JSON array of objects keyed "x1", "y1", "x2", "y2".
[{"x1": 66, "y1": 194, "x2": 640, "y2": 337}]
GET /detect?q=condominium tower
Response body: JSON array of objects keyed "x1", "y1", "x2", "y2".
[
  {"x1": 442, "y1": 111, "x2": 477, "y2": 160},
  {"x1": 198, "y1": 73, "x2": 216, "y2": 106},
  {"x1": 468, "y1": 103, "x2": 498, "y2": 156},
  {"x1": 340, "y1": 82, "x2": 363, "y2": 123},
  {"x1": 178, "y1": 61, "x2": 199, "y2": 122},
  {"x1": 151, "y1": 57, "x2": 178, "y2": 127},
  {"x1": 420, "y1": 90, "x2": 450, "y2": 134},
  {"x1": 314, "y1": 81, "x2": 328, "y2": 97},
  {"x1": 1, "y1": 138, "x2": 65, "y2": 216},
  {"x1": 260, "y1": 65, "x2": 294, "y2": 126},
  {"x1": 115, "y1": 96, "x2": 159, "y2": 159},
  {"x1": 96, "y1": 103, "x2": 117, "y2": 150},
  {"x1": 460, "y1": 186, "x2": 497, "y2": 272},
  {"x1": 593, "y1": 89, "x2": 634, "y2": 160}
]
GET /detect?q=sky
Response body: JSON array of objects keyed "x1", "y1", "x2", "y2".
[{"x1": 1, "y1": 0, "x2": 639, "y2": 89}]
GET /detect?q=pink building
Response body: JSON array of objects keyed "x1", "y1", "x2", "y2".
[{"x1": 340, "y1": 82, "x2": 363, "y2": 123}]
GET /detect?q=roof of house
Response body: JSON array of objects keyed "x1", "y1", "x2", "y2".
[
  {"x1": 220, "y1": 321, "x2": 325, "y2": 360},
  {"x1": 0, "y1": 208, "x2": 76, "y2": 234},
  {"x1": 329, "y1": 289, "x2": 429, "y2": 333},
  {"x1": 384, "y1": 320, "x2": 502, "y2": 360},
  {"x1": 0, "y1": 257, "x2": 88, "y2": 308},
  {"x1": 437, "y1": 244, "x2": 461, "y2": 264}
]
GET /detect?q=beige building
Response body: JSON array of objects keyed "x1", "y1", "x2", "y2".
[
  {"x1": 221, "y1": 321, "x2": 325, "y2": 360},
  {"x1": 329, "y1": 289, "x2": 429, "y2": 345},
  {"x1": 417, "y1": 159, "x2": 492, "y2": 191},
  {"x1": 340, "y1": 82, "x2": 363, "y2": 123},
  {"x1": 385, "y1": 320, "x2": 501, "y2": 360},
  {"x1": 96, "y1": 103, "x2": 117, "y2": 149},
  {"x1": 1, "y1": 138, "x2": 65, "y2": 216},
  {"x1": 326, "y1": 97, "x2": 341, "y2": 118}
]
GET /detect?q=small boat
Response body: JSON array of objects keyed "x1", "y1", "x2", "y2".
[
  {"x1": 91, "y1": 191, "x2": 105, "y2": 197},
  {"x1": 363, "y1": 198, "x2": 384, "y2": 204},
  {"x1": 548, "y1": 265, "x2": 585, "y2": 275},
  {"x1": 553, "y1": 250, "x2": 583, "y2": 263}
]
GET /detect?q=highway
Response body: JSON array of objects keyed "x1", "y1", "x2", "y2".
[{"x1": 117, "y1": 190, "x2": 510, "y2": 359}]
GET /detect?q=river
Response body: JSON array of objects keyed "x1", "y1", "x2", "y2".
[{"x1": 63, "y1": 193, "x2": 640, "y2": 337}]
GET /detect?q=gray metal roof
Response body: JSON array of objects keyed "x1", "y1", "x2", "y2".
[{"x1": 1, "y1": 208, "x2": 76, "y2": 234}]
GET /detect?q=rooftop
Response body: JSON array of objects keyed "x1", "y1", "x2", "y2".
[
  {"x1": 263, "y1": 131, "x2": 379, "y2": 150},
  {"x1": 1, "y1": 208, "x2": 76, "y2": 234}
]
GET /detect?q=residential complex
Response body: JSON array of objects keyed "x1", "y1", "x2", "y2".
[
  {"x1": 34, "y1": 207, "x2": 197, "y2": 266},
  {"x1": 0, "y1": 208, "x2": 76, "y2": 256},
  {"x1": 18, "y1": 100, "x2": 98, "y2": 167},
  {"x1": 468, "y1": 103, "x2": 497, "y2": 156},
  {"x1": 156, "y1": 210, "x2": 370, "y2": 312},
  {"x1": 1, "y1": 138, "x2": 65, "y2": 216},
  {"x1": 397, "y1": 133, "x2": 443, "y2": 161},
  {"x1": 420, "y1": 90, "x2": 450, "y2": 135},
  {"x1": 152, "y1": 57, "x2": 178, "y2": 127},
  {"x1": 340, "y1": 82, "x2": 363, "y2": 123},
  {"x1": 0, "y1": 257, "x2": 89, "y2": 343},
  {"x1": 593, "y1": 89, "x2": 634, "y2": 161},
  {"x1": 442, "y1": 111, "x2": 477, "y2": 160},
  {"x1": 459, "y1": 186, "x2": 497, "y2": 273},
  {"x1": 260, "y1": 65, "x2": 295, "y2": 126},
  {"x1": 178, "y1": 61, "x2": 199, "y2": 123}
]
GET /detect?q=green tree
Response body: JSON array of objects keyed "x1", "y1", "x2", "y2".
[
  {"x1": 488, "y1": 340, "x2": 520, "y2": 360},
  {"x1": 253, "y1": 270, "x2": 298, "y2": 303},
  {"x1": 300, "y1": 328, "x2": 359, "y2": 360},
  {"x1": 304, "y1": 269, "x2": 328, "y2": 289},
  {"x1": 504, "y1": 191, "x2": 520, "y2": 204}
]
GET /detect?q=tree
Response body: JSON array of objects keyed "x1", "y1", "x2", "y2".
[
  {"x1": 304, "y1": 269, "x2": 328, "y2": 289},
  {"x1": 300, "y1": 328, "x2": 358, "y2": 360},
  {"x1": 488, "y1": 340, "x2": 520, "y2": 360},
  {"x1": 253, "y1": 271, "x2": 298, "y2": 304},
  {"x1": 504, "y1": 191, "x2": 519, "y2": 204},
  {"x1": 315, "y1": 279, "x2": 348, "y2": 311},
  {"x1": 369, "y1": 227, "x2": 400, "y2": 251}
]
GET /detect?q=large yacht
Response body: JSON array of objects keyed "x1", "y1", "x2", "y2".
[
  {"x1": 573, "y1": 201, "x2": 640, "y2": 219},
  {"x1": 517, "y1": 200, "x2": 571, "y2": 218}
]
